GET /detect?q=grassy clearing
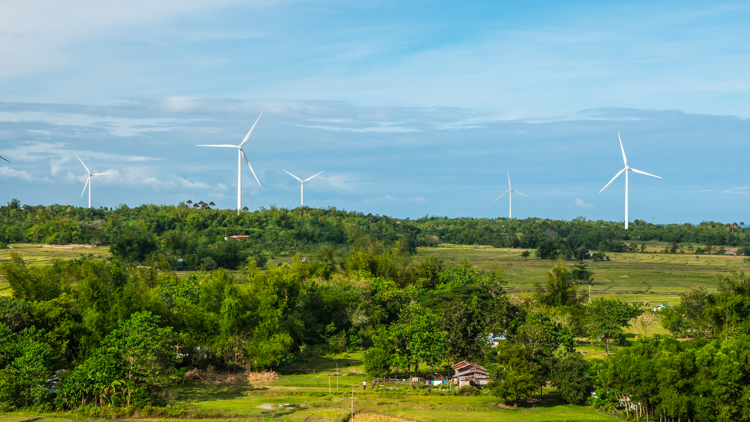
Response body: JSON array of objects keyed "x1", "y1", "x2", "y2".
[{"x1": 418, "y1": 244, "x2": 750, "y2": 305}]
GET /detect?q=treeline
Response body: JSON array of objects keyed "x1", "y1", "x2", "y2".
[
  {"x1": 3, "y1": 240, "x2": 750, "y2": 421},
  {"x1": 1, "y1": 200, "x2": 748, "y2": 269}
]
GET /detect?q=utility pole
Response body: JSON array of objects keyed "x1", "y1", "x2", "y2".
[
  {"x1": 351, "y1": 388, "x2": 354, "y2": 421},
  {"x1": 328, "y1": 375, "x2": 331, "y2": 394},
  {"x1": 589, "y1": 285, "x2": 591, "y2": 304}
]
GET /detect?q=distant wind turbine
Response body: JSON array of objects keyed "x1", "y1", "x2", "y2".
[
  {"x1": 493, "y1": 170, "x2": 529, "y2": 219},
  {"x1": 0, "y1": 155, "x2": 10, "y2": 163},
  {"x1": 283, "y1": 169, "x2": 323, "y2": 207},
  {"x1": 197, "y1": 112, "x2": 263, "y2": 213},
  {"x1": 599, "y1": 133, "x2": 662, "y2": 230},
  {"x1": 77, "y1": 155, "x2": 114, "y2": 208}
]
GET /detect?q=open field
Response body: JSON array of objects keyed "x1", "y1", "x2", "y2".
[
  {"x1": 417, "y1": 244, "x2": 750, "y2": 305},
  {"x1": 0, "y1": 244, "x2": 112, "y2": 295},
  {"x1": 0, "y1": 352, "x2": 619, "y2": 422},
  {"x1": 3, "y1": 242, "x2": 745, "y2": 306}
]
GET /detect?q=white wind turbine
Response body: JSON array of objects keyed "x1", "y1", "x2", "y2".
[
  {"x1": 77, "y1": 155, "x2": 114, "y2": 208},
  {"x1": 493, "y1": 170, "x2": 529, "y2": 219},
  {"x1": 197, "y1": 112, "x2": 263, "y2": 214},
  {"x1": 599, "y1": 133, "x2": 662, "y2": 230},
  {"x1": 283, "y1": 169, "x2": 323, "y2": 207}
]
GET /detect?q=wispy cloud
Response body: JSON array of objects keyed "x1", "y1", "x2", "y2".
[{"x1": 575, "y1": 199, "x2": 594, "y2": 209}]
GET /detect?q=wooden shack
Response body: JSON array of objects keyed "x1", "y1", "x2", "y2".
[{"x1": 451, "y1": 361, "x2": 489, "y2": 388}]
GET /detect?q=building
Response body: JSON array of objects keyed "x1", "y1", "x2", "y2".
[{"x1": 451, "y1": 361, "x2": 489, "y2": 388}]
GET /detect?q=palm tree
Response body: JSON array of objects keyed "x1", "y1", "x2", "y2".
[{"x1": 209, "y1": 201, "x2": 215, "y2": 209}]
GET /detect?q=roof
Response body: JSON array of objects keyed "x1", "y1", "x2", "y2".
[
  {"x1": 229, "y1": 235, "x2": 250, "y2": 239},
  {"x1": 451, "y1": 361, "x2": 487, "y2": 372}
]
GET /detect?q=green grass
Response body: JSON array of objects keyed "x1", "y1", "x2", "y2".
[{"x1": 418, "y1": 244, "x2": 750, "y2": 305}]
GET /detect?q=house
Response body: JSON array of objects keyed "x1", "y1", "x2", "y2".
[
  {"x1": 651, "y1": 304, "x2": 667, "y2": 312},
  {"x1": 224, "y1": 235, "x2": 250, "y2": 241},
  {"x1": 487, "y1": 333, "x2": 506, "y2": 348},
  {"x1": 451, "y1": 361, "x2": 489, "y2": 388}
]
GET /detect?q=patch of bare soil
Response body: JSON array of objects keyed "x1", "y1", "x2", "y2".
[{"x1": 184, "y1": 366, "x2": 279, "y2": 383}]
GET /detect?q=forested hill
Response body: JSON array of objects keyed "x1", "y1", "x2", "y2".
[{"x1": 1, "y1": 198, "x2": 747, "y2": 267}]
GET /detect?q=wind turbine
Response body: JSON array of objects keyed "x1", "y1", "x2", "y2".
[
  {"x1": 493, "y1": 170, "x2": 529, "y2": 219},
  {"x1": 283, "y1": 169, "x2": 323, "y2": 207},
  {"x1": 599, "y1": 133, "x2": 662, "y2": 230},
  {"x1": 197, "y1": 112, "x2": 263, "y2": 214},
  {"x1": 0, "y1": 155, "x2": 10, "y2": 164},
  {"x1": 77, "y1": 155, "x2": 114, "y2": 208}
]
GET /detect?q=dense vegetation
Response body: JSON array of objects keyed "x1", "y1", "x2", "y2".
[{"x1": 1, "y1": 199, "x2": 747, "y2": 270}]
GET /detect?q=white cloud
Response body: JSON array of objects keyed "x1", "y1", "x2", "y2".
[
  {"x1": 0, "y1": 166, "x2": 44, "y2": 181},
  {"x1": 50, "y1": 157, "x2": 68, "y2": 175},
  {"x1": 723, "y1": 187, "x2": 747, "y2": 194},
  {"x1": 575, "y1": 199, "x2": 594, "y2": 208}
]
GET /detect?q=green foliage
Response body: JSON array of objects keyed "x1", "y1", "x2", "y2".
[
  {"x1": 0, "y1": 253, "x2": 63, "y2": 301},
  {"x1": 0, "y1": 325, "x2": 56, "y2": 409},
  {"x1": 551, "y1": 352, "x2": 591, "y2": 404},
  {"x1": 535, "y1": 258, "x2": 581, "y2": 308},
  {"x1": 587, "y1": 298, "x2": 643, "y2": 355}
]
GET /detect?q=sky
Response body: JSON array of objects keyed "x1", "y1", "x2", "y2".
[{"x1": 0, "y1": 0, "x2": 749, "y2": 223}]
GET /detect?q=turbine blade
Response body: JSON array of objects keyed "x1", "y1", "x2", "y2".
[
  {"x1": 240, "y1": 111, "x2": 264, "y2": 147},
  {"x1": 81, "y1": 177, "x2": 90, "y2": 197},
  {"x1": 283, "y1": 169, "x2": 303, "y2": 182},
  {"x1": 599, "y1": 168, "x2": 626, "y2": 193},
  {"x1": 303, "y1": 171, "x2": 324, "y2": 182},
  {"x1": 618, "y1": 132, "x2": 627, "y2": 167},
  {"x1": 76, "y1": 155, "x2": 90, "y2": 173},
  {"x1": 630, "y1": 168, "x2": 662, "y2": 179},
  {"x1": 493, "y1": 189, "x2": 511, "y2": 203},
  {"x1": 0, "y1": 155, "x2": 11, "y2": 164},
  {"x1": 507, "y1": 169, "x2": 511, "y2": 188},
  {"x1": 241, "y1": 150, "x2": 261, "y2": 186},
  {"x1": 92, "y1": 172, "x2": 114, "y2": 176},
  {"x1": 197, "y1": 144, "x2": 237, "y2": 148},
  {"x1": 512, "y1": 190, "x2": 530, "y2": 198}
]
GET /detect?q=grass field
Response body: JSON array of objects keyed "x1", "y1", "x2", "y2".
[
  {"x1": 4, "y1": 242, "x2": 724, "y2": 420},
  {"x1": 0, "y1": 243, "x2": 111, "y2": 295},
  {"x1": 417, "y1": 244, "x2": 749, "y2": 305},
  {"x1": 0, "y1": 352, "x2": 619, "y2": 422}
]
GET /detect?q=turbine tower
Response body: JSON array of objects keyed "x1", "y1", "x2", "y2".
[
  {"x1": 493, "y1": 169, "x2": 529, "y2": 219},
  {"x1": 283, "y1": 169, "x2": 323, "y2": 207},
  {"x1": 599, "y1": 133, "x2": 662, "y2": 230},
  {"x1": 198, "y1": 112, "x2": 263, "y2": 214},
  {"x1": 77, "y1": 155, "x2": 113, "y2": 208}
]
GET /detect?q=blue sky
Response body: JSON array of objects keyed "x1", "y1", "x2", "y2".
[{"x1": 0, "y1": 0, "x2": 749, "y2": 223}]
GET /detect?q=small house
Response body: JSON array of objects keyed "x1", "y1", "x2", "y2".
[{"x1": 451, "y1": 361, "x2": 489, "y2": 388}]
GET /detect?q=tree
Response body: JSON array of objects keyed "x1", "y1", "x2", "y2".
[
  {"x1": 535, "y1": 239, "x2": 559, "y2": 259},
  {"x1": 520, "y1": 250, "x2": 530, "y2": 260},
  {"x1": 551, "y1": 353, "x2": 591, "y2": 404},
  {"x1": 0, "y1": 326, "x2": 56, "y2": 409},
  {"x1": 570, "y1": 262, "x2": 594, "y2": 285},
  {"x1": 441, "y1": 296, "x2": 489, "y2": 362},
  {"x1": 587, "y1": 298, "x2": 643, "y2": 356},
  {"x1": 103, "y1": 312, "x2": 175, "y2": 406},
  {"x1": 490, "y1": 343, "x2": 543, "y2": 407},
  {"x1": 535, "y1": 259, "x2": 581, "y2": 308},
  {"x1": 110, "y1": 230, "x2": 157, "y2": 263},
  {"x1": 388, "y1": 303, "x2": 447, "y2": 374}
]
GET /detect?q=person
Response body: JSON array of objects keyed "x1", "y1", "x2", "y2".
[
  {"x1": 372, "y1": 379, "x2": 376, "y2": 388},
  {"x1": 362, "y1": 380, "x2": 367, "y2": 391}
]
